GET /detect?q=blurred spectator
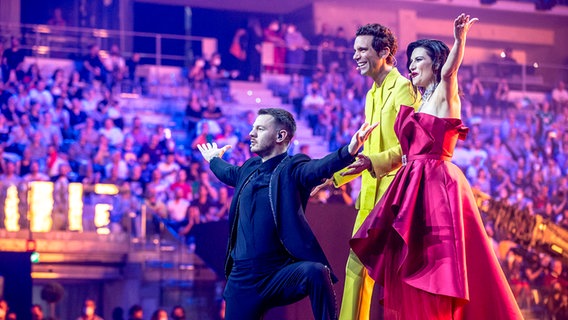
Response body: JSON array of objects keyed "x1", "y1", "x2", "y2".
[
  {"x1": 125, "y1": 116, "x2": 149, "y2": 147},
  {"x1": 111, "y1": 307, "x2": 124, "y2": 320},
  {"x1": 150, "y1": 309, "x2": 168, "y2": 320},
  {"x1": 209, "y1": 185, "x2": 231, "y2": 221},
  {"x1": 144, "y1": 188, "x2": 167, "y2": 237},
  {"x1": 157, "y1": 152, "x2": 180, "y2": 185},
  {"x1": 52, "y1": 163, "x2": 71, "y2": 230},
  {"x1": 288, "y1": 74, "x2": 305, "y2": 117},
  {"x1": 140, "y1": 134, "x2": 163, "y2": 165},
  {"x1": 2, "y1": 37, "x2": 25, "y2": 82},
  {"x1": 37, "y1": 112, "x2": 63, "y2": 147},
  {"x1": 31, "y1": 304, "x2": 44, "y2": 320},
  {"x1": 68, "y1": 70, "x2": 86, "y2": 99},
  {"x1": 314, "y1": 23, "x2": 335, "y2": 68},
  {"x1": 552, "y1": 80, "x2": 568, "y2": 113},
  {"x1": 202, "y1": 94, "x2": 223, "y2": 122},
  {"x1": 537, "y1": 100, "x2": 555, "y2": 134},
  {"x1": 188, "y1": 57, "x2": 207, "y2": 84},
  {"x1": 263, "y1": 20, "x2": 286, "y2": 74},
  {"x1": 217, "y1": 123, "x2": 238, "y2": 149},
  {"x1": 48, "y1": 8, "x2": 67, "y2": 26},
  {"x1": 334, "y1": 26, "x2": 350, "y2": 69},
  {"x1": 245, "y1": 18, "x2": 262, "y2": 81},
  {"x1": 193, "y1": 184, "x2": 218, "y2": 220},
  {"x1": 191, "y1": 121, "x2": 215, "y2": 150},
  {"x1": 104, "y1": 44, "x2": 126, "y2": 91},
  {"x1": 494, "y1": 77, "x2": 510, "y2": 116},
  {"x1": 25, "y1": 63, "x2": 43, "y2": 85},
  {"x1": 76, "y1": 299, "x2": 103, "y2": 320},
  {"x1": 125, "y1": 52, "x2": 141, "y2": 92},
  {"x1": 285, "y1": 24, "x2": 308, "y2": 75},
  {"x1": 229, "y1": 28, "x2": 247, "y2": 80},
  {"x1": 166, "y1": 187, "x2": 190, "y2": 233},
  {"x1": 302, "y1": 84, "x2": 325, "y2": 134},
  {"x1": 99, "y1": 118, "x2": 124, "y2": 147},
  {"x1": 127, "y1": 305, "x2": 143, "y2": 320},
  {"x1": 184, "y1": 92, "x2": 204, "y2": 140},
  {"x1": 170, "y1": 306, "x2": 186, "y2": 320},
  {"x1": 22, "y1": 161, "x2": 49, "y2": 183},
  {"x1": 105, "y1": 150, "x2": 129, "y2": 180},
  {"x1": 2, "y1": 96, "x2": 20, "y2": 126},
  {"x1": 82, "y1": 44, "x2": 107, "y2": 84},
  {"x1": 467, "y1": 76, "x2": 489, "y2": 116}
]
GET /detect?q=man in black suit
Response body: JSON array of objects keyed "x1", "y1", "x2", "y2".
[{"x1": 198, "y1": 108, "x2": 375, "y2": 320}]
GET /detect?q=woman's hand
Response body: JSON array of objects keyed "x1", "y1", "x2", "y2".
[{"x1": 454, "y1": 13, "x2": 478, "y2": 43}]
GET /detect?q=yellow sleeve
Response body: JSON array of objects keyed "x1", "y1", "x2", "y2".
[
  {"x1": 332, "y1": 168, "x2": 360, "y2": 187},
  {"x1": 368, "y1": 144, "x2": 403, "y2": 178},
  {"x1": 367, "y1": 80, "x2": 420, "y2": 178}
]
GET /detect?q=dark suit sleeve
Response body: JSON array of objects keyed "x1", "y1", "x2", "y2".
[
  {"x1": 292, "y1": 145, "x2": 355, "y2": 189},
  {"x1": 209, "y1": 157, "x2": 240, "y2": 187}
]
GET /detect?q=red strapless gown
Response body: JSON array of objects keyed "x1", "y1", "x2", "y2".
[{"x1": 350, "y1": 106, "x2": 523, "y2": 319}]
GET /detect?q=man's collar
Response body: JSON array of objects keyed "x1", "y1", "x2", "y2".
[
  {"x1": 371, "y1": 67, "x2": 401, "y2": 92},
  {"x1": 258, "y1": 152, "x2": 288, "y2": 173}
]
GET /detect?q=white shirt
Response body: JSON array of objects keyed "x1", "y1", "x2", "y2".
[{"x1": 167, "y1": 199, "x2": 190, "y2": 222}]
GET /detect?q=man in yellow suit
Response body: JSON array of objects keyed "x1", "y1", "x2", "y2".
[{"x1": 336, "y1": 24, "x2": 420, "y2": 319}]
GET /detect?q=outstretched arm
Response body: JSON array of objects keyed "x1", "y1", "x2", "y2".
[
  {"x1": 197, "y1": 142, "x2": 239, "y2": 187},
  {"x1": 441, "y1": 14, "x2": 478, "y2": 107},
  {"x1": 442, "y1": 14, "x2": 477, "y2": 81},
  {"x1": 197, "y1": 142, "x2": 231, "y2": 162}
]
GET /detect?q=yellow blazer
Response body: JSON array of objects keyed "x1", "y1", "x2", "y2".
[{"x1": 334, "y1": 68, "x2": 420, "y2": 227}]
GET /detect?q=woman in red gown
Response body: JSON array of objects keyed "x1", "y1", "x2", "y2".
[{"x1": 349, "y1": 14, "x2": 523, "y2": 319}]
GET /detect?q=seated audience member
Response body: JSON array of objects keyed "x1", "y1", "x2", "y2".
[
  {"x1": 144, "y1": 188, "x2": 168, "y2": 237},
  {"x1": 157, "y1": 152, "x2": 180, "y2": 185},
  {"x1": 22, "y1": 161, "x2": 50, "y2": 183},
  {"x1": 125, "y1": 116, "x2": 149, "y2": 146},
  {"x1": 169, "y1": 169, "x2": 192, "y2": 201},
  {"x1": 99, "y1": 118, "x2": 124, "y2": 147},
  {"x1": 82, "y1": 44, "x2": 107, "y2": 84},
  {"x1": 166, "y1": 187, "x2": 191, "y2": 232},
  {"x1": 105, "y1": 150, "x2": 129, "y2": 181}
]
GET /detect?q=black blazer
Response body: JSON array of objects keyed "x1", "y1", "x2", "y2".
[{"x1": 210, "y1": 146, "x2": 355, "y2": 282}]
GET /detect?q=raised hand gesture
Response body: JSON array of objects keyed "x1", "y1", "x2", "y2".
[
  {"x1": 454, "y1": 13, "x2": 478, "y2": 43},
  {"x1": 197, "y1": 143, "x2": 232, "y2": 162},
  {"x1": 348, "y1": 122, "x2": 379, "y2": 156}
]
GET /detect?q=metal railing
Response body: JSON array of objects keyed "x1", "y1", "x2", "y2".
[{"x1": 0, "y1": 22, "x2": 217, "y2": 67}]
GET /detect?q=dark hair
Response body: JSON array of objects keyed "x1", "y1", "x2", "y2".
[
  {"x1": 406, "y1": 39, "x2": 450, "y2": 85},
  {"x1": 128, "y1": 305, "x2": 142, "y2": 317},
  {"x1": 355, "y1": 24, "x2": 398, "y2": 65},
  {"x1": 258, "y1": 108, "x2": 296, "y2": 141}
]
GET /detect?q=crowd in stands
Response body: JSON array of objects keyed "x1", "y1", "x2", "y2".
[
  {"x1": 1, "y1": 16, "x2": 568, "y2": 318},
  {"x1": 1, "y1": 298, "x2": 218, "y2": 320},
  {"x1": 0, "y1": 34, "x2": 241, "y2": 240}
]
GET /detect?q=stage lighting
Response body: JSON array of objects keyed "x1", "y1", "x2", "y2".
[{"x1": 480, "y1": 0, "x2": 497, "y2": 4}]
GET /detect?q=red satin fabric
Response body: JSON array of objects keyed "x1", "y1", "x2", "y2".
[{"x1": 350, "y1": 106, "x2": 523, "y2": 319}]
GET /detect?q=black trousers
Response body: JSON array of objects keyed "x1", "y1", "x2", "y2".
[{"x1": 224, "y1": 257, "x2": 337, "y2": 320}]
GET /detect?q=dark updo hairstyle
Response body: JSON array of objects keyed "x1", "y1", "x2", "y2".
[
  {"x1": 356, "y1": 24, "x2": 398, "y2": 65},
  {"x1": 406, "y1": 39, "x2": 450, "y2": 85}
]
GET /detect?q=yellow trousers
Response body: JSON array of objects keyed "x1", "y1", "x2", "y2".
[
  {"x1": 339, "y1": 208, "x2": 375, "y2": 320},
  {"x1": 339, "y1": 250, "x2": 375, "y2": 320}
]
